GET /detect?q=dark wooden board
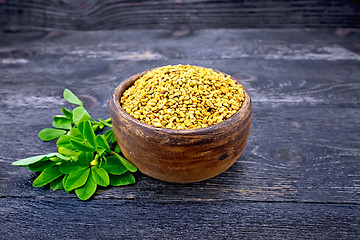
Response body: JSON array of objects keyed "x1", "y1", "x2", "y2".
[
  {"x1": 2, "y1": 104, "x2": 360, "y2": 204},
  {"x1": 1, "y1": 0, "x2": 360, "y2": 31},
  {"x1": 1, "y1": 29, "x2": 360, "y2": 238},
  {"x1": 1, "y1": 199, "x2": 359, "y2": 239}
]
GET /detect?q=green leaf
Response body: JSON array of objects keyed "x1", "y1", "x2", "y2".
[
  {"x1": 114, "y1": 145, "x2": 121, "y2": 153},
  {"x1": 92, "y1": 122, "x2": 101, "y2": 131},
  {"x1": 75, "y1": 171, "x2": 97, "y2": 201},
  {"x1": 62, "y1": 107, "x2": 73, "y2": 119},
  {"x1": 63, "y1": 174, "x2": 70, "y2": 192},
  {"x1": 109, "y1": 172, "x2": 135, "y2": 186},
  {"x1": 91, "y1": 166, "x2": 109, "y2": 187},
  {"x1": 52, "y1": 115, "x2": 72, "y2": 130},
  {"x1": 68, "y1": 127, "x2": 83, "y2": 139},
  {"x1": 12, "y1": 152, "x2": 58, "y2": 166},
  {"x1": 64, "y1": 167, "x2": 90, "y2": 191},
  {"x1": 28, "y1": 160, "x2": 56, "y2": 172},
  {"x1": 77, "y1": 121, "x2": 85, "y2": 135},
  {"x1": 83, "y1": 120, "x2": 96, "y2": 147},
  {"x1": 114, "y1": 153, "x2": 137, "y2": 172},
  {"x1": 59, "y1": 160, "x2": 84, "y2": 174},
  {"x1": 96, "y1": 135, "x2": 112, "y2": 153},
  {"x1": 99, "y1": 118, "x2": 112, "y2": 128},
  {"x1": 112, "y1": 135, "x2": 116, "y2": 144},
  {"x1": 63, "y1": 89, "x2": 83, "y2": 106},
  {"x1": 52, "y1": 121, "x2": 72, "y2": 130},
  {"x1": 97, "y1": 148, "x2": 106, "y2": 156},
  {"x1": 70, "y1": 139, "x2": 95, "y2": 152},
  {"x1": 38, "y1": 128, "x2": 67, "y2": 141},
  {"x1": 57, "y1": 135, "x2": 74, "y2": 149},
  {"x1": 58, "y1": 147, "x2": 77, "y2": 157},
  {"x1": 33, "y1": 166, "x2": 63, "y2": 187},
  {"x1": 53, "y1": 153, "x2": 71, "y2": 161},
  {"x1": 50, "y1": 175, "x2": 64, "y2": 190},
  {"x1": 53, "y1": 115, "x2": 71, "y2": 121},
  {"x1": 73, "y1": 106, "x2": 91, "y2": 124},
  {"x1": 78, "y1": 152, "x2": 95, "y2": 166},
  {"x1": 13, "y1": 155, "x2": 47, "y2": 167},
  {"x1": 104, "y1": 129, "x2": 115, "y2": 144},
  {"x1": 102, "y1": 156, "x2": 127, "y2": 175}
]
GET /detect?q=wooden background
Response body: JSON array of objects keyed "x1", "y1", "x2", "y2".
[
  {"x1": 1, "y1": 28, "x2": 360, "y2": 239},
  {"x1": 1, "y1": 0, "x2": 360, "y2": 239},
  {"x1": 1, "y1": 0, "x2": 360, "y2": 32}
]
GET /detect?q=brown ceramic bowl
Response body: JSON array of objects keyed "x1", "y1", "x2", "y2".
[{"x1": 110, "y1": 68, "x2": 252, "y2": 183}]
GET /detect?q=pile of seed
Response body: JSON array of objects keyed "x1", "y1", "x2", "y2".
[{"x1": 120, "y1": 65, "x2": 245, "y2": 130}]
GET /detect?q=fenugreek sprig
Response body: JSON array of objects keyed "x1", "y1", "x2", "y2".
[{"x1": 12, "y1": 89, "x2": 137, "y2": 200}]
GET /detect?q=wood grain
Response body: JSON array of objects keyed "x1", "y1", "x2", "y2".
[
  {"x1": 2, "y1": 104, "x2": 359, "y2": 203},
  {"x1": 0, "y1": 29, "x2": 359, "y2": 238},
  {"x1": 1, "y1": 198, "x2": 359, "y2": 239},
  {"x1": 1, "y1": 0, "x2": 360, "y2": 31}
]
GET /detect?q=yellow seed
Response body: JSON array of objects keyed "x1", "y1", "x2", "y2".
[
  {"x1": 184, "y1": 120, "x2": 191, "y2": 127},
  {"x1": 120, "y1": 65, "x2": 245, "y2": 130},
  {"x1": 153, "y1": 122, "x2": 162, "y2": 128},
  {"x1": 179, "y1": 111, "x2": 185, "y2": 118},
  {"x1": 133, "y1": 113, "x2": 140, "y2": 119}
]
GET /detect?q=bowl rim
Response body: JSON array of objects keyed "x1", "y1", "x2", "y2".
[{"x1": 111, "y1": 66, "x2": 252, "y2": 136}]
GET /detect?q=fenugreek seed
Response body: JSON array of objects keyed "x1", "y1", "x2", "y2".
[
  {"x1": 153, "y1": 122, "x2": 162, "y2": 128},
  {"x1": 179, "y1": 111, "x2": 185, "y2": 118},
  {"x1": 120, "y1": 65, "x2": 245, "y2": 129},
  {"x1": 184, "y1": 120, "x2": 191, "y2": 127}
]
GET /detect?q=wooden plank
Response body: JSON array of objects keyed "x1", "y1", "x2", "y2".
[
  {"x1": 1, "y1": 0, "x2": 360, "y2": 31},
  {"x1": 0, "y1": 29, "x2": 359, "y2": 238},
  {"x1": 2, "y1": 29, "x2": 360, "y2": 60},
  {"x1": 1, "y1": 198, "x2": 359, "y2": 239},
  {"x1": 1, "y1": 29, "x2": 359, "y2": 203},
  {"x1": 1, "y1": 28, "x2": 360, "y2": 106}
]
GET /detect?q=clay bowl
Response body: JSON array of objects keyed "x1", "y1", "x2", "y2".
[{"x1": 110, "y1": 69, "x2": 252, "y2": 183}]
